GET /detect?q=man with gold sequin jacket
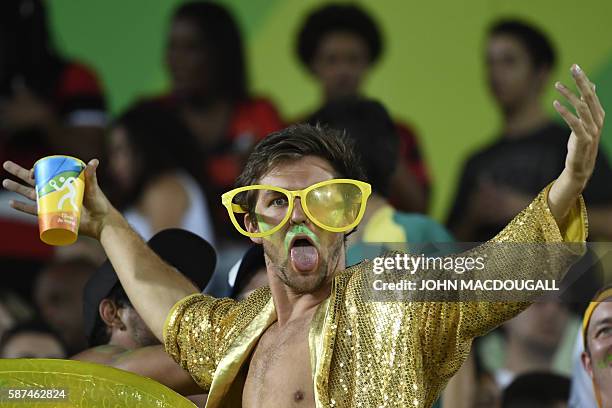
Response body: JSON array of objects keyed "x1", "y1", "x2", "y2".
[{"x1": 2, "y1": 65, "x2": 603, "y2": 407}]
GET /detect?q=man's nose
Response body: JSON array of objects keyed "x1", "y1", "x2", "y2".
[{"x1": 290, "y1": 198, "x2": 308, "y2": 225}]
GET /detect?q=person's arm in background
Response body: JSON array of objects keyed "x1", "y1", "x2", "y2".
[
  {"x1": 2, "y1": 159, "x2": 199, "y2": 341},
  {"x1": 110, "y1": 345, "x2": 204, "y2": 395},
  {"x1": 140, "y1": 174, "x2": 190, "y2": 235},
  {"x1": 446, "y1": 158, "x2": 480, "y2": 241}
]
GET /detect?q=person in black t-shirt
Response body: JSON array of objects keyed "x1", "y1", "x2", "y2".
[{"x1": 447, "y1": 20, "x2": 612, "y2": 241}]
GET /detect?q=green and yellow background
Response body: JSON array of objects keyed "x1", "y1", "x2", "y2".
[{"x1": 48, "y1": 0, "x2": 612, "y2": 220}]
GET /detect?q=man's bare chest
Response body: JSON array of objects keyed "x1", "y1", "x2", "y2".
[{"x1": 242, "y1": 322, "x2": 315, "y2": 408}]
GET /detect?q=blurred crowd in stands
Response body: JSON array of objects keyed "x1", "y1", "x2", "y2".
[{"x1": 1, "y1": 1, "x2": 611, "y2": 407}]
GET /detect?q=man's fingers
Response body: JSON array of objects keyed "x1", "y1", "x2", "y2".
[
  {"x1": 2, "y1": 161, "x2": 35, "y2": 186},
  {"x1": 555, "y1": 81, "x2": 581, "y2": 107},
  {"x1": 2, "y1": 179, "x2": 36, "y2": 201},
  {"x1": 9, "y1": 200, "x2": 37, "y2": 216},
  {"x1": 554, "y1": 100, "x2": 590, "y2": 144},
  {"x1": 591, "y1": 86, "x2": 605, "y2": 125},
  {"x1": 572, "y1": 65, "x2": 605, "y2": 129},
  {"x1": 555, "y1": 82, "x2": 597, "y2": 136}
]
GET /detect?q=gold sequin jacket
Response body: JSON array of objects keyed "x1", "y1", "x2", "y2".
[{"x1": 164, "y1": 186, "x2": 587, "y2": 407}]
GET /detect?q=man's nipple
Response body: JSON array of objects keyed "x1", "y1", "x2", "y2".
[{"x1": 294, "y1": 390, "x2": 304, "y2": 402}]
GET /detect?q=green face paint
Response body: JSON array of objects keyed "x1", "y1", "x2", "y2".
[
  {"x1": 284, "y1": 224, "x2": 320, "y2": 252},
  {"x1": 597, "y1": 352, "x2": 612, "y2": 369},
  {"x1": 255, "y1": 215, "x2": 273, "y2": 234}
]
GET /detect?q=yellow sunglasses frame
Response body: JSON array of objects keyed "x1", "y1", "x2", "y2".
[{"x1": 221, "y1": 179, "x2": 372, "y2": 238}]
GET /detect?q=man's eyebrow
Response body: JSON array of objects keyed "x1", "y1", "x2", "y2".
[
  {"x1": 259, "y1": 190, "x2": 280, "y2": 197},
  {"x1": 593, "y1": 317, "x2": 612, "y2": 330}
]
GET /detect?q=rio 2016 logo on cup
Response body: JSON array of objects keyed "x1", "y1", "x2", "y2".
[{"x1": 34, "y1": 155, "x2": 86, "y2": 246}]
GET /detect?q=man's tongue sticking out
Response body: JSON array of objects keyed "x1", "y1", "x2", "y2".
[
  {"x1": 290, "y1": 243, "x2": 319, "y2": 272},
  {"x1": 285, "y1": 225, "x2": 321, "y2": 273}
]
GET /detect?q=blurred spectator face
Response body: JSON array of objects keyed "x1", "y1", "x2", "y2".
[
  {"x1": 166, "y1": 17, "x2": 214, "y2": 97},
  {"x1": 34, "y1": 261, "x2": 94, "y2": 353},
  {"x1": 505, "y1": 302, "x2": 568, "y2": 354},
  {"x1": 486, "y1": 34, "x2": 546, "y2": 111},
  {"x1": 311, "y1": 31, "x2": 370, "y2": 101},
  {"x1": 582, "y1": 301, "x2": 612, "y2": 404},
  {"x1": 108, "y1": 126, "x2": 138, "y2": 193},
  {"x1": 1, "y1": 331, "x2": 66, "y2": 358}
]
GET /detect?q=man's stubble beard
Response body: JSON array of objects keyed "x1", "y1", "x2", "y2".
[{"x1": 263, "y1": 236, "x2": 344, "y2": 294}]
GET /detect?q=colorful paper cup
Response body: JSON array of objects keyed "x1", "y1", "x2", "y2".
[{"x1": 33, "y1": 155, "x2": 86, "y2": 246}]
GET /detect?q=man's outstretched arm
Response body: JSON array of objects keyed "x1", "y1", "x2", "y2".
[
  {"x1": 98, "y1": 207, "x2": 199, "y2": 339},
  {"x1": 1, "y1": 159, "x2": 198, "y2": 341},
  {"x1": 415, "y1": 65, "x2": 602, "y2": 400}
]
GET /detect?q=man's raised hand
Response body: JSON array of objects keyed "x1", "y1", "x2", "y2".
[
  {"x1": 2, "y1": 159, "x2": 113, "y2": 240},
  {"x1": 548, "y1": 64, "x2": 605, "y2": 225}
]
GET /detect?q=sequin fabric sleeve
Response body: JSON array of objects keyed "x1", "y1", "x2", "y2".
[
  {"x1": 162, "y1": 293, "x2": 237, "y2": 391},
  {"x1": 417, "y1": 184, "x2": 587, "y2": 404},
  {"x1": 326, "y1": 184, "x2": 588, "y2": 408},
  {"x1": 162, "y1": 287, "x2": 272, "y2": 393}
]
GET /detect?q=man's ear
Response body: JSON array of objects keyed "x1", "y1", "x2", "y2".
[
  {"x1": 244, "y1": 213, "x2": 263, "y2": 245},
  {"x1": 99, "y1": 299, "x2": 125, "y2": 331},
  {"x1": 582, "y1": 350, "x2": 594, "y2": 378}
]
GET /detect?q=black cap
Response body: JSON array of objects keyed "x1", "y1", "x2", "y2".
[{"x1": 82, "y1": 229, "x2": 216, "y2": 344}]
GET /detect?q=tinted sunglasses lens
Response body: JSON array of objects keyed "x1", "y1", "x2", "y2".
[{"x1": 306, "y1": 183, "x2": 362, "y2": 228}]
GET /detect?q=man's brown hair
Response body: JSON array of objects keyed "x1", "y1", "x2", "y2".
[{"x1": 234, "y1": 123, "x2": 367, "y2": 214}]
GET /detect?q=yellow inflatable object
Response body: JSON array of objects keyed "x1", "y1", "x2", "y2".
[{"x1": 0, "y1": 359, "x2": 196, "y2": 407}]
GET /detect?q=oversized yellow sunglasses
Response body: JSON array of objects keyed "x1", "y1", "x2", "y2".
[{"x1": 221, "y1": 179, "x2": 371, "y2": 238}]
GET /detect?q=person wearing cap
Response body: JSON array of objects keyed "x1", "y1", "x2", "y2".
[
  {"x1": 501, "y1": 372, "x2": 571, "y2": 407},
  {"x1": 72, "y1": 228, "x2": 215, "y2": 365},
  {"x1": 80, "y1": 245, "x2": 269, "y2": 398},
  {"x1": 71, "y1": 242, "x2": 263, "y2": 397},
  {"x1": 581, "y1": 285, "x2": 612, "y2": 407},
  {"x1": 2, "y1": 64, "x2": 602, "y2": 407}
]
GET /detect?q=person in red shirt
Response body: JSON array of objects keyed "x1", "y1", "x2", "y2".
[
  {"x1": 0, "y1": 0, "x2": 107, "y2": 290},
  {"x1": 0, "y1": 0, "x2": 107, "y2": 169},
  {"x1": 138, "y1": 1, "x2": 284, "y2": 253},
  {"x1": 296, "y1": 3, "x2": 430, "y2": 212}
]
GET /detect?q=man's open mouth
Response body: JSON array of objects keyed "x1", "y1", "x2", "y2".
[{"x1": 289, "y1": 235, "x2": 319, "y2": 272}]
